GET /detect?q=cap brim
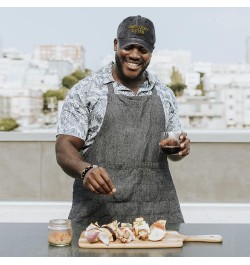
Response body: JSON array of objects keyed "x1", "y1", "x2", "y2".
[{"x1": 118, "y1": 38, "x2": 154, "y2": 53}]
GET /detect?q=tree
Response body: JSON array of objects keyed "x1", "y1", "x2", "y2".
[
  {"x1": 0, "y1": 118, "x2": 19, "y2": 131},
  {"x1": 42, "y1": 68, "x2": 92, "y2": 115},
  {"x1": 195, "y1": 72, "x2": 205, "y2": 96},
  {"x1": 43, "y1": 88, "x2": 68, "y2": 101},
  {"x1": 168, "y1": 66, "x2": 187, "y2": 97},
  {"x1": 72, "y1": 68, "x2": 92, "y2": 80},
  {"x1": 63, "y1": 68, "x2": 92, "y2": 89},
  {"x1": 170, "y1": 66, "x2": 183, "y2": 85},
  {"x1": 62, "y1": 75, "x2": 79, "y2": 89},
  {"x1": 169, "y1": 83, "x2": 187, "y2": 97},
  {"x1": 43, "y1": 88, "x2": 69, "y2": 112}
]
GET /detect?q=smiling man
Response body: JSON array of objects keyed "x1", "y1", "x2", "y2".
[{"x1": 56, "y1": 15, "x2": 191, "y2": 226}]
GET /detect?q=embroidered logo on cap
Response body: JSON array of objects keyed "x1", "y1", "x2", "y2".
[{"x1": 128, "y1": 25, "x2": 149, "y2": 35}]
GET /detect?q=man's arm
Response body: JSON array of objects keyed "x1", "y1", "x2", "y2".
[
  {"x1": 55, "y1": 134, "x2": 116, "y2": 195},
  {"x1": 55, "y1": 134, "x2": 87, "y2": 178}
]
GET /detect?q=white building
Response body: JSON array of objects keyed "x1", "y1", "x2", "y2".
[
  {"x1": 148, "y1": 50, "x2": 192, "y2": 84},
  {"x1": 0, "y1": 37, "x2": 3, "y2": 57},
  {"x1": 0, "y1": 50, "x2": 63, "y2": 128},
  {"x1": 192, "y1": 61, "x2": 212, "y2": 75},
  {"x1": 193, "y1": 63, "x2": 250, "y2": 128},
  {"x1": 0, "y1": 57, "x2": 29, "y2": 90},
  {"x1": 246, "y1": 36, "x2": 250, "y2": 64},
  {"x1": 0, "y1": 96, "x2": 11, "y2": 118},
  {"x1": 48, "y1": 60, "x2": 74, "y2": 80},
  {"x1": 177, "y1": 96, "x2": 225, "y2": 129},
  {"x1": 2, "y1": 47, "x2": 22, "y2": 60},
  {"x1": 184, "y1": 72, "x2": 201, "y2": 96},
  {"x1": 184, "y1": 62, "x2": 213, "y2": 96},
  {"x1": 23, "y1": 62, "x2": 61, "y2": 93},
  {"x1": 0, "y1": 89, "x2": 43, "y2": 126},
  {"x1": 218, "y1": 83, "x2": 250, "y2": 128},
  {"x1": 33, "y1": 44, "x2": 85, "y2": 69}
]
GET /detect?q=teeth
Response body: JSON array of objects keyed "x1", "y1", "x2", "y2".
[{"x1": 127, "y1": 62, "x2": 139, "y2": 68}]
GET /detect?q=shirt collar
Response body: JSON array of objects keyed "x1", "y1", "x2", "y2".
[{"x1": 100, "y1": 62, "x2": 115, "y2": 84}]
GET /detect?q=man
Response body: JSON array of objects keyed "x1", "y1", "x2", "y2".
[{"x1": 56, "y1": 15, "x2": 190, "y2": 226}]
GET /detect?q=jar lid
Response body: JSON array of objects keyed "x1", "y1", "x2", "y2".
[{"x1": 48, "y1": 219, "x2": 71, "y2": 229}]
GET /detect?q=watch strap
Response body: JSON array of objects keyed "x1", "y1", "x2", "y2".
[{"x1": 80, "y1": 164, "x2": 98, "y2": 179}]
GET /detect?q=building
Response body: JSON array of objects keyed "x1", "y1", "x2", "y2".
[
  {"x1": 246, "y1": 36, "x2": 250, "y2": 64},
  {"x1": 0, "y1": 37, "x2": 2, "y2": 58},
  {"x1": 0, "y1": 95, "x2": 11, "y2": 118},
  {"x1": 0, "y1": 88, "x2": 43, "y2": 126},
  {"x1": 217, "y1": 83, "x2": 250, "y2": 128},
  {"x1": 0, "y1": 50, "x2": 63, "y2": 128},
  {"x1": 169, "y1": 61, "x2": 250, "y2": 129},
  {"x1": 0, "y1": 57, "x2": 29, "y2": 90},
  {"x1": 33, "y1": 44, "x2": 85, "y2": 69},
  {"x1": 48, "y1": 60, "x2": 74, "y2": 81},
  {"x1": 177, "y1": 96, "x2": 225, "y2": 129},
  {"x1": 204, "y1": 63, "x2": 250, "y2": 128},
  {"x1": 148, "y1": 49, "x2": 192, "y2": 84},
  {"x1": 184, "y1": 72, "x2": 201, "y2": 96},
  {"x1": 23, "y1": 61, "x2": 62, "y2": 93}
]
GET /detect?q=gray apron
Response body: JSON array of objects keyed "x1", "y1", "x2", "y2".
[{"x1": 68, "y1": 82, "x2": 184, "y2": 226}]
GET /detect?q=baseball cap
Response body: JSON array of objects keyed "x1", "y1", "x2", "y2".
[{"x1": 117, "y1": 15, "x2": 156, "y2": 53}]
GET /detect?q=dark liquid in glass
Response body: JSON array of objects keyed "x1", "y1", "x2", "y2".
[{"x1": 161, "y1": 146, "x2": 181, "y2": 155}]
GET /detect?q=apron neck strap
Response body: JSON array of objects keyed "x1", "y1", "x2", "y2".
[
  {"x1": 152, "y1": 85, "x2": 157, "y2": 95},
  {"x1": 107, "y1": 82, "x2": 114, "y2": 93},
  {"x1": 107, "y1": 82, "x2": 157, "y2": 95}
]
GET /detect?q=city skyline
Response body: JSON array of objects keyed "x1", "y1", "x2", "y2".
[{"x1": 1, "y1": 7, "x2": 250, "y2": 71}]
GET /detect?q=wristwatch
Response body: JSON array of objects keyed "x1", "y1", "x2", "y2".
[{"x1": 80, "y1": 164, "x2": 98, "y2": 179}]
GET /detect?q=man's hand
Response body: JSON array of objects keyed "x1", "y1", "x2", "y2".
[
  {"x1": 178, "y1": 131, "x2": 190, "y2": 156},
  {"x1": 167, "y1": 131, "x2": 190, "y2": 161},
  {"x1": 83, "y1": 167, "x2": 116, "y2": 195}
]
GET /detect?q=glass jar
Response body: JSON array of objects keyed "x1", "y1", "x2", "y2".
[{"x1": 48, "y1": 219, "x2": 72, "y2": 246}]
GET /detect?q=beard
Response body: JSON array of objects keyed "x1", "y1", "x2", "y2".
[{"x1": 114, "y1": 53, "x2": 150, "y2": 82}]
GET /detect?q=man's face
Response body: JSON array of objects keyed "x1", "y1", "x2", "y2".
[{"x1": 114, "y1": 40, "x2": 152, "y2": 82}]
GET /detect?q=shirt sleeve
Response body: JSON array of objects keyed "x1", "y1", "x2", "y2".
[
  {"x1": 57, "y1": 82, "x2": 89, "y2": 141},
  {"x1": 165, "y1": 88, "x2": 183, "y2": 132}
]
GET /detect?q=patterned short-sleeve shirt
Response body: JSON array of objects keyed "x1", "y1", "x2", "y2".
[{"x1": 57, "y1": 62, "x2": 182, "y2": 153}]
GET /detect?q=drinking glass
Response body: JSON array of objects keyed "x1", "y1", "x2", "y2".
[{"x1": 160, "y1": 131, "x2": 182, "y2": 155}]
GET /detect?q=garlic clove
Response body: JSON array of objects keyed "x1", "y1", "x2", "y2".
[
  {"x1": 101, "y1": 226, "x2": 117, "y2": 241},
  {"x1": 85, "y1": 229, "x2": 100, "y2": 243},
  {"x1": 86, "y1": 223, "x2": 99, "y2": 231},
  {"x1": 148, "y1": 227, "x2": 166, "y2": 241},
  {"x1": 150, "y1": 220, "x2": 167, "y2": 231},
  {"x1": 138, "y1": 229, "x2": 149, "y2": 241},
  {"x1": 125, "y1": 228, "x2": 135, "y2": 242},
  {"x1": 116, "y1": 227, "x2": 125, "y2": 238},
  {"x1": 98, "y1": 231, "x2": 110, "y2": 246}
]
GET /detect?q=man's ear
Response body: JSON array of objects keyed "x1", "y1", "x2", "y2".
[{"x1": 114, "y1": 38, "x2": 118, "y2": 51}]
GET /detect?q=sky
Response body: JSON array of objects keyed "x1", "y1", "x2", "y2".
[{"x1": 1, "y1": 7, "x2": 250, "y2": 70}]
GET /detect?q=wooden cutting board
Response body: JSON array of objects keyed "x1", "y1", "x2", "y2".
[
  {"x1": 78, "y1": 234, "x2": 183, "y2": 249},
  {"x1": 165, "y1": 230, "x2": 223, "y2": 243},
  {"x1": 78, "y1": 230, "x2": 223, "y2": 249}
]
